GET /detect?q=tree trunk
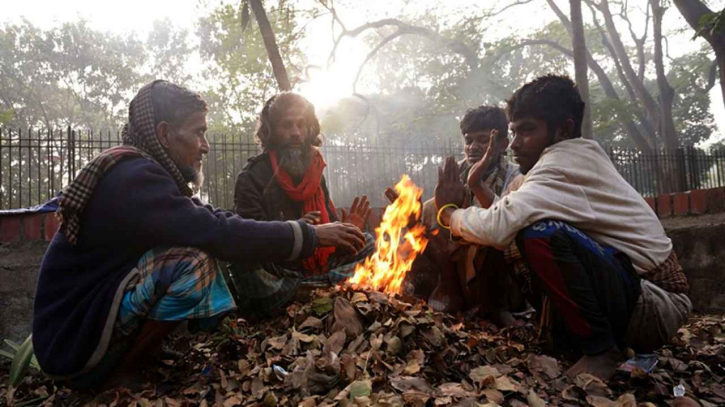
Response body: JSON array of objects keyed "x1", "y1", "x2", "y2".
[
  {"x1": 598, "y1": 0, "x2": 662, "y2": 132},
  {"x1": 569, "y1": 0, "x2": 593, "y2": 139},
  {"x1": 672, "y1": 0, "x2": 725, "y2": 108},
  {"x1": 717, "y1": 49, "x2": 725, "y2": 108},
  {"x1": 545, "y1": 0, "x2": 654, "y2": 149},
  {"x1": 651, "y1": 0, "x2": 679, "y2": 150},
  {"x1": 651, "y1": 0, "x2": 682, "y2": 193},
  {"x1": 249, "y1": 0, "x2": 291, "y2": 91}
]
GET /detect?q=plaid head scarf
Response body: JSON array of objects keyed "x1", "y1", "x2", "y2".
[{"x1": 57, "y1": 80, "x2": 194, "y2": 245}]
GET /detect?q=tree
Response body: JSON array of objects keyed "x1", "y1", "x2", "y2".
[
  {"x1": 673, "y1": 0, "x2": 725, "y2": 107},
  {"x1": 570, "y1": 0, "x2": 594, "y2": 138},
  {"x1": 0, "y1": 19, "x2": 195, "y2": 130},
  {"x1": 146, "y1": 18, "x2": 195, "y2": 86},
  {"x1": 197, "y1": 0, "x2": 306, "y2": 132},
  {"x1": 247, "y1": 0, "x2": 292, "y2": 91}
]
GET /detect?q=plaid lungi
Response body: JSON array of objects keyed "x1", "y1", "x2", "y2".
[
  {"x1": 116, "y1": 246, "x2": 237, "y2": 335},
  {"x1": 227, "y1": 233, "x2": 375, "y2": 318},
  {"x1": 67, "y1": 246, "x2": 236, "y2": 388}
]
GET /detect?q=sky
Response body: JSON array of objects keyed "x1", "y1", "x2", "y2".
[{"x1": 4, "y1": 0, "x2": 725, "y2": 145}]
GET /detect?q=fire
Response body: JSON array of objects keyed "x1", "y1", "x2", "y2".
[{"x1": 349, "y1": 175, "x2": 429, "y2": 294}]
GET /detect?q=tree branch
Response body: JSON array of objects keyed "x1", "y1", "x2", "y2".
[
  {"x1": 489, "y1": 0, "x2": 537, "y2": 17},
  {"x1": 352, "y1": 31, "x2": 405, "y2": 93},
  {"x1": 494, "y1": 39, "x2": 653, "y2": 150},
  {"x1": 327, "y1": 18, "x2": 478, "y2": 71}
]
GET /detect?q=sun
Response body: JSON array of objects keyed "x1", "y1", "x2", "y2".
[{"x1": 297, "y1": 65, "x2": 354, "y2": 110}]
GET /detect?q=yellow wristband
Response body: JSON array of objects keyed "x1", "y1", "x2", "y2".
[{"x1": 436, "y1": 203, "x2": 458, "y2": 230}]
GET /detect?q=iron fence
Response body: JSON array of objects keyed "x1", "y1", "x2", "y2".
[{"x1": 1, "y1": 127, "x2": 724, "y2": 211}]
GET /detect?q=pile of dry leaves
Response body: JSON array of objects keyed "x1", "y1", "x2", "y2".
[{"x1": 2, "y1": 286, "x2": 725, "y2": 406}]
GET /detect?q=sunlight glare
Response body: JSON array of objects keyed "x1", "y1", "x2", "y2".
[{"x1": 298, "y1": 65, "x2": 353, "y2": 110}]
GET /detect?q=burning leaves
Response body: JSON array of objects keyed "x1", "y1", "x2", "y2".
[
  {"x1": 349, "y1": 175, "x2": 428, "y2": 295},
  {"x1": 2, "y1": 291, "x2": 725, "y2": 406}
]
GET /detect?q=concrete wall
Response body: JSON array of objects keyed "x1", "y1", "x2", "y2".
[
  {"x1": 663, "y1": 213, "x2": 725, "y2": 312},
  {"x1": 0, "y1": 241, "x2": 46, "y2": 344}
]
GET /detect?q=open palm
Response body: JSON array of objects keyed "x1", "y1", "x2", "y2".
[{"x1": 466, "y1": 129, "x2": 498, "y2": 189}]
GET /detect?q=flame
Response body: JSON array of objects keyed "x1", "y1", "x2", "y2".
[{"x1": 349, "y1": 175, "x2": 429, "y2": 294}]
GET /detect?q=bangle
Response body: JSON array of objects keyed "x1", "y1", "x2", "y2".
[{"x1": 436, "y1": 203, "x2": 458, "y2": 230}]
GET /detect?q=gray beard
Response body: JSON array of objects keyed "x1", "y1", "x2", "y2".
[
  {"x1": 178, "y1": 162, "x2": 204, "y2": 192},
  {"x1": 278, "y1": 146, "x2": 312, "y2": 181}
]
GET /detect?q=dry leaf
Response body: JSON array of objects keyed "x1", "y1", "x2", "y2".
[
  {"x1": 574, "y1": 373, "x2": 613, "y2": 398},
  {"x1": 403, "y1": 360, "x2": 421, "y2": 375},
  {"x1": 586, "y1": 395, "x2": 617, "y2": 407},
  {"x1": 351, "y1": 292, "x2": 368, "y2": 304},
  {"x1": 325, "y1": 330, "x2": 346, "y2": 355},
  {"x1": 616, "y1": 393, "x2": 637, "y2": 407},
  {"x1": 223, "y1": 395, "x2": 243, "y2": 407},
  {"x1": 333, "y1": 297, "x2": 364, "y2": 338},
  {"x1": 437, "y1": 382, "x2": 475, "y2": 398},
  {"x1": 672, "y1": 397, "x2": 702, "y2": 407},
  {"x1": 390, "y1": 376, "x2": 435, "y2": 395},
  {"x1": 299, "y1": 316, "x2": 323, "y2": 330},
  {"x1": 526, "y1": 354, "x2": 561, "y2": 379},
  {"x1": 493, "y1": 376, "x2": 520, "y2": 393},
  {"x1": 470, "y1": 365, "x2": 501, "y2": 384},
  {"x1": 481, "y1": 388, "x2": 505, "y2": 404},
  {"x1": 526, "y1": 390, "x2": 546, "y2": 407}
]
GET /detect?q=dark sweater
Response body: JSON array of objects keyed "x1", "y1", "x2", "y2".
[
  {"x1": 234, "y1": 153, "x2": 339, "y2": 222},
  {"x1": 33, "y1": 157, "x2": 316, "y2": 377}
]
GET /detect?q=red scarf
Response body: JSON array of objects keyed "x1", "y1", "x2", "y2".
[{"x1": 270, "y1": 150, "x2": 336, "y2": 274}]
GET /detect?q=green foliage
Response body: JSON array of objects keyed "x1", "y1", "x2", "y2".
[
  {"x1": 197, "y1": 0, "x2": 307, "y2": 132},
  {"x1": 1, "y1": 336, "x2": 40, "y2": 387},
  {"x1": 695, "y1": 9, "x2": 725, "y2": 39},
  {"x1": 0, "y1": 18, "x2": 195, "y2": 131},
  {"x1": 668, "y1": 47, "x2": 717, "y2": 146},
  {"x1": 0, "y1": 109, "x2": 14, "y2": 126}
]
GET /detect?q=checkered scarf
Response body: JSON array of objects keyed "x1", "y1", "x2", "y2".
[
  {"x1": 642, "y1": 250, "x2": 689, "y2": 293},
  {"x1": 57, "y1": 80, "x2": 193, "y2": 245}
]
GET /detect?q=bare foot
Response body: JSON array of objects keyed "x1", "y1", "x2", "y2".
[{"x1": 565, "y1": 347, "x2": 624, "y2": 381}]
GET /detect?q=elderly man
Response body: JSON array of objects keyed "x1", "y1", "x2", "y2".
[
  {"x1": 386, "y1": 106, "x2": 523, "y2": 318},
  {"x1": 435, "y1": 75, "x2": 691, "y2": 380},
  {"x1": 32, "y1": 81, "x2": 365, "y2": 389},
  {"x1": 230, "y1": 92, "x2": 375, "y2": 313}
]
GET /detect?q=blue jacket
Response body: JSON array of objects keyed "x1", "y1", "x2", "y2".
[{"x1": 33, "y1": 157, "x2": 316, "y2": 376}]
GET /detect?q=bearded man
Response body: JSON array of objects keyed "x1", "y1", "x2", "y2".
[
  {"x1": 230, "y1": 92, "x2": 375, "y2": 315},
  {"x1": 32, "y1": 81, "x2": 365, "y2": 389}
]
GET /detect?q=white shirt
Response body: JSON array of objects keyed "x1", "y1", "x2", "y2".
[{"x1": 450, "y1": 138, "x2": 671, "y2": 274}]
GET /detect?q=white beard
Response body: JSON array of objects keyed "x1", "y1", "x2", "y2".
[{"x1": 279, "y1": 146, "x2": 312, "y2": 180}]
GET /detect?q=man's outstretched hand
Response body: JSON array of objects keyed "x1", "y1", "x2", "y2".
[
  {"x1": 384, "y1": 187, "x2": 399, "y2": 204},
  {"x1": 435, "y1": 156, "x2": 466, "y2": 210},
  {"x1": 314, "y1": 222, "x2": 366, "y2": 254},
  {"x1": 341, "y1": 195, "x2": 371, "y2": 231},
  {"x1": 300, "y1": 211, "x2": 322, "y2": 225}
]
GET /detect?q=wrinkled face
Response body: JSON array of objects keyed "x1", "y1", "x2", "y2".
[
  {"x1": 509, "y1": 117, "x2": 552, "y2": 175},
  {"x1": 275, "y1": 105, "x2": 308, "y2": 148},
  {"x1": 166, "y1": 111, "x2": 209, "y2": 187},
  {"x1": 463, "y1": 129, "x2": 509, "y2": 169}
]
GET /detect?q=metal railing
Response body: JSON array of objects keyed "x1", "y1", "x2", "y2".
[{"x1": 1, "y1": 127, "x2": 724, "y2": 210}]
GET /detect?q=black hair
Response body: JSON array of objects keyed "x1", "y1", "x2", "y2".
[
  {"x1": 255, "y1": 92, "x2": 322, "y2": 151},
  {"x1": 152, "y1": 80, "x2": 208, "y2": 129},
  {"x1": 505, "y1": 74, "x2": 584, "y2": 138},
  {"x1": 459, "y1": 105, "x2": 508, "y2": 141}
]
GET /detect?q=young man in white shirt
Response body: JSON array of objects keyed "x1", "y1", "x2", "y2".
[{"x1": 434, "y1": 75, "x2": 691, "y2": 381}]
